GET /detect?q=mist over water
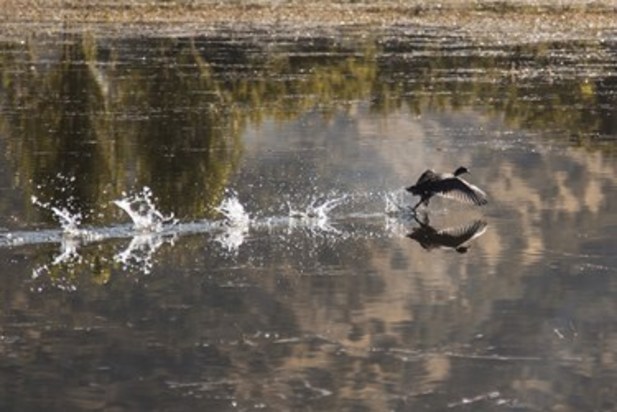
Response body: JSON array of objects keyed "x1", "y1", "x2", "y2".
[{"x1": 0, "y1": 28, "x2": 616, "y2": 412}]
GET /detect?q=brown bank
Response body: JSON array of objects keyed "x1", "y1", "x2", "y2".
[{"x1": 0, "y1": 0, "x2": 616, "y2": 41}]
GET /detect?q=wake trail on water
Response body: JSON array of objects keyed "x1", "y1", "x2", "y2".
[
  {"x1": 2, "y1": 186, "x2": 454, "y2": 282},
  {"x1": 2, "y1": 187, "x2": 417, "y2": 252}
]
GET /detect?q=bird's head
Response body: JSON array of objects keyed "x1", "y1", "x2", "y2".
[{"x1": 453, "y1": 166, "x2": 470, "y2": 176}]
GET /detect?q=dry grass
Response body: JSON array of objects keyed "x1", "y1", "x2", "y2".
[{"x1": 0, "y1": 0, "x2": 615, "y2": 41}]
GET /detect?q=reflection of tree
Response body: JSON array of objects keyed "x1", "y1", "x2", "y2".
[
  {"x1": 104, "y1": 37, "x2": 244, "y2": 217},
  {"x1": 0, "y1": 35, "x2": 244, "y2": 224},
  {"x1": 375, "y1": 38, "x2": 616, "y2": 146},
  {"x1": 0, "y1": 34, "x2": 111, "y2": 224}
]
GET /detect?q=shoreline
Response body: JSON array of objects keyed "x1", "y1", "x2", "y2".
[{"x1": 0, "y1": 1, "x2": 616, "y2": 42}]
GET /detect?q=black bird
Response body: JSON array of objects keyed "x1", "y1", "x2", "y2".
[
  {"x1": 406, "y1": 166, "x2": 488, "y2": 211},
  {"x1": 407, "y1": 218, "x2": 488, "y2": 253}
]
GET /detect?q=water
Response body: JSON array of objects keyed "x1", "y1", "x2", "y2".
[{"x1": 0, "y1": 28, "x2": 616, "y2": 411}]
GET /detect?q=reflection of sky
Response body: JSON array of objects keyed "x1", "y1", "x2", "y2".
[
  {"x1": 241, "y1": 103, "x2": 617, "y2": 267},
  {"x1": 230, "y1": 103, "x2": 617, "y2": 410}
]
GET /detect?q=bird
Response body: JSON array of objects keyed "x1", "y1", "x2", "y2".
[
  {"x1": 407, "y1": 217, "x2": 488, "y2": 253},
  {"x1": 406, "y1": 166, "x2": 488, "y2": 211}
]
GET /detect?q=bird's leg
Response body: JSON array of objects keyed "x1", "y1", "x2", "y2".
[
  {"x1": 413, "y1": 209, "x2": 430, "y2": 226},
  {"x1": 412, "y1": 194, "x2": 429, "y2": 212},
  {"x1": 420, "y1": 211, "x2": 430, "y2": 226}
]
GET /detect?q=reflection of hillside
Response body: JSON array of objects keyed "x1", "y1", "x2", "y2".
[
  {"x1": 0, "y1": 200, "x2": 615, "y2": 412},
  {"x1": 235, "y1": 103, "x2": 617, "y2": 409}
]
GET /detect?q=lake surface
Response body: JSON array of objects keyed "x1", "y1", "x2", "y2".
[{"x1": 0, "y1": 28, "x2": 616, "y2": 411}]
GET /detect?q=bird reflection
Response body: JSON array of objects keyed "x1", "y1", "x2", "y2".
[{"x1": 407, "y1": 215, "x2": 488, "y2": 253}]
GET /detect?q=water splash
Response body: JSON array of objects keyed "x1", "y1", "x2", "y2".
[
  {"x1": 31, "y1": 237, "x2": 82, "y2": 292},
  {"x1": 279, "y1": 194, "x2": 348, "y2": 236},
  {"x1": 215, "y1": 191, "x2": 250, "y2": 253},
  {"x1": 114, "y1": 187, "x2": 176, "y2": 232},
  {"x1": 384, "y1": 190, "x2": 412, "y2": 216},
  {"x1": 215, "y1": 224, "x2": 249, "y2": 254},
  {"x1": 287, "y1": 194, "x2": 348, "y2": 220},
  {"x1": 216, "y1": 191, "x2": 250, "y2": 227},
  {"x1": 115, "y1": 233, "x2": 173, "y2": 275},
  {"x1": 52, "y1": 237, "x2": 82, "y2": 266},
  {"x1": 382, "y1": 190, "x2": 421, "y2": 237},
  {"x1": 31, "y1": 195, "x2": 83, "y2": 236}
]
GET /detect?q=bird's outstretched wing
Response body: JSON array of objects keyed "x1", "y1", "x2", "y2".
[
  {"x1": 407, "y1": 170, "x2": 440, "y2": 194},
  {"x1": 433, "y1": 177, "x2": 488, "y2": 206},
  {"x1": 407, "y1": 220, "x2": 488, "y2": 252},
  {"x1": 436, "y1": 220, "x2": 488, "y2": 245},
  {"x1": 414, "y1": 169, "x2": 439, "y2": 186}
]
